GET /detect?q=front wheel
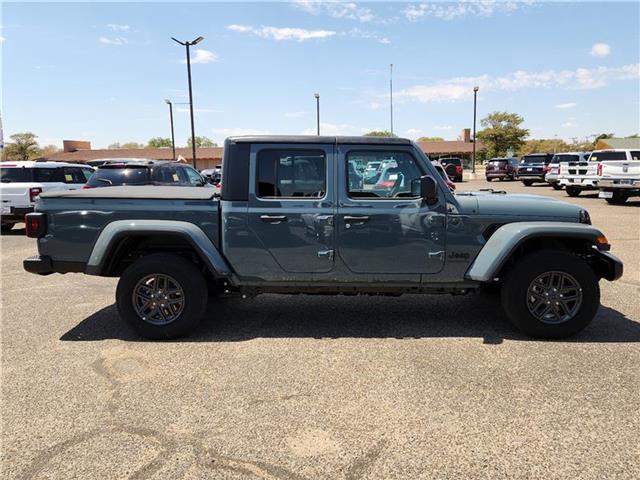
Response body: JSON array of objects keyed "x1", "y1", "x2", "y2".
[
  {"x1": 605, "y1": 191, "x2": 629, "y2": 204},
  {"x1": 501, "y1": 251, "x2": 599, "y2": 338},
  {"x1": 552, "y1": 183, "x2": 563, "y2": 190},
  {"x1": 116, "y1": 253, "x2": 208, "y2": 339},
  {"x1": 566, "y1": 186, "x2": 581, "y2": 197},
  {"x1": 522, "y1": 180, "x2": 533, "y2": 186}
]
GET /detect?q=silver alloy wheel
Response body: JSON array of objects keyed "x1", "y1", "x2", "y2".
[
  {"x1": 526, "y1": 271, "x2": 583, "y2": 324},
  {"x1": 132, "y1": 274, "x2": 185, "y2": 325}
]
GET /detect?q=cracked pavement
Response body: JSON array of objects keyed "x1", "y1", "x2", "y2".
[{"x1": 1, "y1": 179, "x2": 639, "y2": 479}]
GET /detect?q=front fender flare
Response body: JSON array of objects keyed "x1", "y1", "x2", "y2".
[
  {"x1": 465, "y1": 221, "x2": 605, "y2": 282},
  {"x1": 85, "y1": 220, "x2": 232, "y2": 277}
]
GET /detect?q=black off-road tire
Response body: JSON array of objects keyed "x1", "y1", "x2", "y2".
[
  {"x1": 456, "y1": 175, "x2": 463, "y2": 183},
  {"x1": 605, "y1": 191, "x2": 629, "y2": 205},
  {"x1": 1, "y1": 223, "x2": 15, "y2": 234},
  {"x1": 565, "y1": 186, "x2": 581, "y2": 197},
  {"x1": 501, "y1": 250, "x2": 600, "y2": 339},
  {"x1": 552, "y1": 184, "x2": 563, "y2": 190},
  {"x1": 522, "y1": 180, "x2": 533, "y2": 186},
  {"x1": 116, "y1": 253, "x2": 208, "y2": 339}
]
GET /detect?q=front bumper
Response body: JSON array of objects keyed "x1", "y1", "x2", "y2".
[{"x1": 592, "y1": 249, "x2": 624, "y2": 281}]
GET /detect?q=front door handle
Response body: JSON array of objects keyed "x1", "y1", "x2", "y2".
[
  {"x1": 344, "y1": 215, "x2": 370, "y2": 223},
  {"x1": 260, "y1": 215, "x2": 287, "y2": 224}
]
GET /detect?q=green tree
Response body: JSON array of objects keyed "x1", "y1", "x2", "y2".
[
  {"x1": 3, "y1": 132, "x2": 40, "y2": 160},
  {"x1": 416, "y1": 136, "x2": 444, "y2": 142},
  {"x1": 147, "y1": 137, "x2": 173, "y2": 148},
  {"x1": 518, "y1": 139, "x2": 572, "y2": 157},
  {"x1": 476, "y1": 112, "x2": 529, "y2": 158},
  {"x1": 40, "y1": 144, "x2": 61, "y2": 158},
  {"x1": 187, "y1": 136, "x2": 217, "y2": 148},
  {"x1": 108, "y1": 142, "x2": 121, "y2": 149},
  {"x1": 363, "y1": 130, "x2": 394, "y2": 137},
  {"x1": 121, "y1": 142, "x2": 144, "y2": 149}
]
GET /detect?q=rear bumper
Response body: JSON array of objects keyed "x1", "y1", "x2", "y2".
[
  {"x1": 23, "y1": 255, "x2": 86, "y2": 276},
  {"x1": 1, "y1": 206, "x2": 34, "y2": 223},
  {"x1": 559, "y1": 176, "x2": 599, "y2": 188},
  {"x1": 518, "y1": 174, "x2": 545, "y2": 181},
  {"x1": 599, "y1": 178, "x2": 640, "y2": 190},
  {"x1": 486, "y1": 172, "x2": 512, "y2": 178}
]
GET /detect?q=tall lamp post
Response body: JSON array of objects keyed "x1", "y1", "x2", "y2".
[
  {"x1": 472, "y1": 86, "x2": 479, "y2": 174},
  {"x1": 314, "y1": 93, "x2": 320, "y2": 136},
  {"x1": 172, "y1": 35, "x2": 204, "y2": 169},
  {"x1": 389, "y1": 63, "x2": 394, "y2": 136},
  {"x1": 164, "y1": 99, "x2": 176, "y2": 161}
]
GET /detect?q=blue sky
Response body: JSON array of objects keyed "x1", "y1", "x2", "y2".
[{"x1": 2, "y1": 1, "x2": 639, "y2": 148}]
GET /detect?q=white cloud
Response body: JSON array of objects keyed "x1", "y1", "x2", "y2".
[
  {"x1": 183, "y1": 49, "x2": 218, "y2": 64},
  {"x1": 107, "y1": 24, "x2": 130, "y2": 32},
  {"x1": 406, "y1": 128, "x2": 423, "y2": 136},
  {"x1": 284, "y1": 111, "x2": 306, "y2": 118},
  {"x1": 404, "y1": 1, "x2": 528, "y2": 21},
  {"x1": 379, "y1": 37, "x2": 391, "y2": 45},
  {"x1": 293, "y1": 1, "x2": 374, "y2": 23},
  {"x1": 434, "y1": 125, "x2": 453, "y2": 130},
  {"x1": 591, "y1": 43, "x2": 611, "y2": 57},
  {"x1": 394, "y1": 63, "x2": 640, "y2": 103},
  {"x1": 0, "y1": 36, "x2": 4, "y2": 43},
  {"x1": 227, "y1": 24, "x2": 336, "y2": 41},
  {"x1": 345, "y1": 28, "x2": 391, "y2": 44},
  {"x1": 555, "y1": 102, "x2": 577, "y2": 109},
  {"x1": 98, "y1": 36, "x2": 128, "y2": 46},
  {"x1": 561, "y1": 121, "x2": 577, "y2": 128}
]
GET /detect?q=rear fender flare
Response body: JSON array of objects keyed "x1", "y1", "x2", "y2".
[
  {"x1": 86, "y1": 220, "x2": 231, "y2": 277},
  {"x1": 465, "y1": 221, "x2": 605, "y2": 282}
]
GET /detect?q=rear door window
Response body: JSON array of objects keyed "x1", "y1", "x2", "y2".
[
  {"x1": 152, "y1": 165, "x2": 184, "y2": 184},
  {"x1": 181, "y1": 166, "x2": 205, "y2": 185},
  {"x1": 590, "y1": 152, "x2": 627, "y2": 161},
  {"x1": 257, "y1": 149, "x2": 326, "y2": 198},
  {"x1": 1, "y1": 167, "x2": 32, "y2": 182},
  {"x1": 62, "y1": 167, "x2": 90, "y2": 184},
  {"x1": 347, "y1": 151, "x2": 423, "y2": 199},
  {"x1": 630, "y1": 151, "x2": 640, "y2": 161},
  {"x1": 33, "y1": 168, "x2": 63, "y2": 183}
]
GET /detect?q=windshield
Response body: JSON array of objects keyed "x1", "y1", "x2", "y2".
[
  {"x1": 589, "y1": 152, "x2": 627, "y2": 162},
  {"x1": 86, "y1": 167, "x2": 149, "y2": 187}
]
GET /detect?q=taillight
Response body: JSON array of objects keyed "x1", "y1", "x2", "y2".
[
  {"x1": 82, "y1": 184, "x2": 93, "y2": 189},
  {"x1": 29, "y1": 187, "x2": 43, "y2": 202},
  {"x1": 25, "y1": 213, "x2": 47, "y2": 238},
  {"x1": 544, "y1": 165, "x2": 551, "y2": 173},
  {"x1": 455, "y1": 165, "x2": 462, "y2": 173},
  {"x1": 597, "y1": 163, "x2": 603, "y2": 176}
]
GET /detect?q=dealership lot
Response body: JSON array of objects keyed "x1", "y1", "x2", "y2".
[{"x1": 2, "y1": 179, "x2": 639, "y2": 479}]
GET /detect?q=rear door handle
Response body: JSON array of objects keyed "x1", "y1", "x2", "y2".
[{"x1": 260, "y1": 215, "x2": 287, "y2": 224}]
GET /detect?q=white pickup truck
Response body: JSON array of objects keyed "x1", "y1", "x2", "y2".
[
  {"x1": 1, "y1": 161, "x2": 94, "y2": 232},
  {"x1": 597, "y1": 149, "x2": 640, "y2": 204},
  {"x1": 557, "y1": 152, "x2": 596, "y2": 197}
]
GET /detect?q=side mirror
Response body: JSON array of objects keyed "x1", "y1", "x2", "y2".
[{"x1": 412, "y1": 175, "x2": 438, "y2": 204}]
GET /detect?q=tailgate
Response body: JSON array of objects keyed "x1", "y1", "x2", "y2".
[
  {"x1": 1, "y1": 185, "x2": 32, "y2": 212},
  {"x1": 601, "y1": 160, "x2": 640, "y2": 179}
]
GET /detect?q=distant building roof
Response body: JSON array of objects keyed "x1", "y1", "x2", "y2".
[
  {"x1": 43, "y1": 146, "x2": 223, "y2": 164},
  {"x1": 596, "y1": 137, "x2": 640, "y2": 150},
  {"x1": 418, "y1": 140, "x2": 484, "y2": 155}
]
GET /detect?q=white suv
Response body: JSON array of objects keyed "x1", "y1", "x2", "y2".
[
  {"x1": 1, "y1": 161, "x2": 94, "y2": 233},
  {"x1": 596, "y1": 149, "x2": 640, "y2": 204}
]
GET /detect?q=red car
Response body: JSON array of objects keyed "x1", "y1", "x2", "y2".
[{"x1": 439, "y1": 157, "x2": 463, "y2": 182}]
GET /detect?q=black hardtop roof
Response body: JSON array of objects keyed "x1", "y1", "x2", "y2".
[
  {"x1": 226, "y1": 135, "x2": 413, "y2": 146},
  {"x1": 40, "y1": 185, "x2": 216, "y2": 200},
  {"x1": 97, "y1": 160, "x2": 178, "y2": 169}
]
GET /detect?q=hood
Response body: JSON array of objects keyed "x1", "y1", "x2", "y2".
[{"x1": 456, "y1": 191, "x2": 583, "y2": 221}]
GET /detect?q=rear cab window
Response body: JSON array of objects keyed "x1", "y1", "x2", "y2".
[{"x1": 256, "y1": 149, "x2": 326, "y2": 198}]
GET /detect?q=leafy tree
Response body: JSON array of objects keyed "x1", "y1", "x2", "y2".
[
  {"x1": 108, "y1": 142, "x2": 121, "y2": 149},
  {"x1": 594, "y1": 133, "x2": 614, "y2": 144},
  {"x1": 363, "y1": 130, "x2": 394, "y2": 137},
  {"x1": 626, "y1": 133, "x2": 639, "y2": 138},
  {"x1": 416, "y1": 136, "x2": 444, "y2": 142},
  {"x1": 147, "y1": 137, "x2": 173, "y2": 148},
  {"x1": 3, "y1": 132, "x2": 40, "y2": 160},
  {"x1": 518, "y1": 139, "x2": 572, "y2": 157},
  {"x1": 187, "y1": 136, "x2": 217, "y2": 148},
  {"x1": 40, "y1": 144, "x2": 61, "y2": 157},
  {"x1": 476, "y1": 112, "x2": 529, "y2": 158},
  {"x1": 121, "y1": 142, "x2": 144, "y2": 149}
]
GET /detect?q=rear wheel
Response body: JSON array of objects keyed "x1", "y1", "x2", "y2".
[
  {"x1": 566, "y1": 186, "x2": 581, "y2": 197},
  {"x1": 501, "y1": 251, "x2": 599, "y2": 338},
  {"x1": 522, "y1": 180, "x2": 533, "y2": 186},
  {"x1": 605, "y1": 191, "x2": 629, "y2": 204},
  {"x1": 1, "y1": 223, "x2": 15, "y2": 234},
  {"x1": 116, "y1": 253, "x2": 208, "y2": 339},
  {"x1": 486, "y1": 177, "x2": 493, "y2": 182},
  {"x1": 552, "y1": 183, "x2": 563, "y2": 190}
]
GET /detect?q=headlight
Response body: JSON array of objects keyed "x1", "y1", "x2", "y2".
[{"x1": 579, "y1": 209, "x2": 591, "y2": 224}]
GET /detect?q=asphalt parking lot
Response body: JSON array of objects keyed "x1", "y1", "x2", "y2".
[{"x1": 2, "y1": 178, "x2": 639, "y2": 479}]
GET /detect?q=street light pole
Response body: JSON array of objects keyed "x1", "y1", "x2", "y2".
[
  {"x1": 390, "y1": 63, "x2": 394, "y2": 136},
  {"x1": 172, "y1": 35, "x2": 204, "y2": 169},
  {"x1": 164, "y1": 99, "x2": 176, "y2": 161},
  {"x1": 472, "y1": 86, "x2": 479, "y2": 174},
  {"x1": 314, "y1": 93, "x2": 320, "y2": 136}
]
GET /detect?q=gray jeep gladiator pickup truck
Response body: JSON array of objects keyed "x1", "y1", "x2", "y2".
[{"x1": 23, "y1": 136, "x2": 623, "y2": 339}]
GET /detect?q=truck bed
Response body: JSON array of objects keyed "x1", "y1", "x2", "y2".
[{"x1": 39, "y1": 185, "x2": 217, "y2": 200}]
